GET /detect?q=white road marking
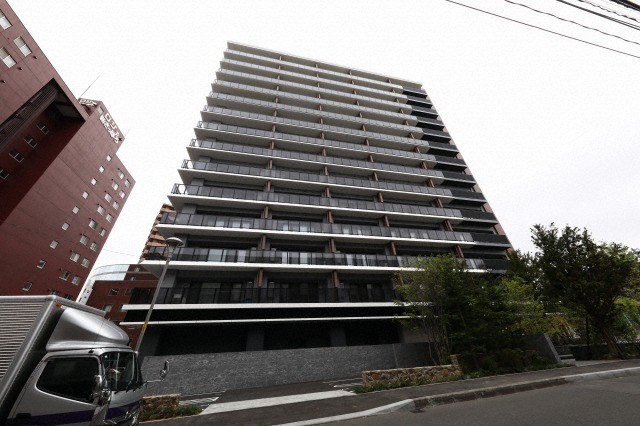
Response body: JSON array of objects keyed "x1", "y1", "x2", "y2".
[
  {"x1": 200, "y1": 390, "x2": 353, "y2": 415},
  {"x1": 179, "y1": 396, "x2": 220, "y2": 406}
]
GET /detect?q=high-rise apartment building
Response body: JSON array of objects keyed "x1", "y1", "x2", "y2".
[
  {"x1": 125, "y1": 42, "x2": 511, "y2": 357},
  {"x1": 0, "y1": 1, "x2": 134, "y2": 298}
]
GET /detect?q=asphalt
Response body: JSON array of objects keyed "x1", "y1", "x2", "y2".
[{"x1": 146, "y1": 359, "x2": 640, "y2": 426}]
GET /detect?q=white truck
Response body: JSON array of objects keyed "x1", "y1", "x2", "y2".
[{"x1": 0, "y1": 296, "x2": 167, "y2": 425}]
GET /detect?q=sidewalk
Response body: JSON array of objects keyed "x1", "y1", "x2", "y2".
[{"x1": 148, "y1": 359, "x2": 640, "y2": 425}]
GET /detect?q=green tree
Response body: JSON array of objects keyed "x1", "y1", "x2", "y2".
[
  {"x1": 531, "y1": 224, "x2": 640, "y2": 359},
  {"x1": 396, "y1": 255, "x2": 525, "y2": 371},
  {"x1": 394, "y1": 255, "x2": 461, "y2": 365}
]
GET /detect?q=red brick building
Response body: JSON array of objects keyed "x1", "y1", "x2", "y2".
[
  {"x1": 84, "y1": 264, "x2": 158, "y2": 348},
  {"x1": 0, "y1": 1, "x2": 134, "y2": 298}
]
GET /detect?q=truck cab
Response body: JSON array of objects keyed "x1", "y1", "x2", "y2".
[{"x1": 0, "y1": 297, "x2": 164, "y2": 426}]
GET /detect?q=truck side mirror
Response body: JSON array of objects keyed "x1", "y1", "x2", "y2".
[
  {"x1": 160, "y1": 361, "x2": 169, "y2": 380},
  {"x1": 91, "y1": 375, "x2": 110, "y2": 405}
]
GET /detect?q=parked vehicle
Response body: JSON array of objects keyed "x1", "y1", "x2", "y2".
[{"x1": 0, "y1": 296, "x2": 167, "y2": 425}]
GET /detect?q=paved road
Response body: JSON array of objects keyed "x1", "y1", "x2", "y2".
[{"x1": 329, "y1": 374, "x2": 640, "y2": 425}]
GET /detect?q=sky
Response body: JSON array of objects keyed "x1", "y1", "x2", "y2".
[{"x1": 9, "y1": 0, "x2": 640, "y2": 274}]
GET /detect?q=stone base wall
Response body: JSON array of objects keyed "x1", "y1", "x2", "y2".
[
  {"x1": 141, "y1": 394, "x2": 179, "y2": 413},
  {"x1": 362, "y1": 355, "x2": 462, "y2": 387},
  {"x1": 142, "y1": 342, "x2": 430, "y2": 395}
]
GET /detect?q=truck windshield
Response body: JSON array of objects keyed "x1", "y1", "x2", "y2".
[{"x1": 101, "y1": 352, "x2": 142, "y2": 392}]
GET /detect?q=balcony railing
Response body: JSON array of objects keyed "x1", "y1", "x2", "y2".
[
  {"x1": 159, "y1": 212, "x2": 472, "y2": 242},
  {"x1": 225, "y1": 48, "x2": 405, "y2": 91},
  {"x1": 194, "y1": 121, "x2": 441, "y2": 165},
  {"x1": 211, "y1": 81, "x2": 415, "y2": 123},
  {"x1": 217, "y1": 69, "x2": 404, "y2": 110},
  {"x1": 130, "y1": 286, "x2": 398, "y2": 305},
  {"x1": 170, "y1": 184, "x2": 469, "y2": 220},
  {"x1": 190, "y1": 129, "x2": 473, "y2": 184},
  {"x1": 145, "y1": 246, "x2": 508, "y2": 271},
  {"x1": 181, "y1": 158, "x2": 455, "y2": 198},
  {"x1": 220, "y1": 59, "x2": 402, "y2": 102},
  {"x1": 203, "y1": 97, "x2": 421, "y2": 135}
]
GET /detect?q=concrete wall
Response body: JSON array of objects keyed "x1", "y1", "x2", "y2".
[{"x1": 142, "y1": 342, "x2": 430, "y2": 395}]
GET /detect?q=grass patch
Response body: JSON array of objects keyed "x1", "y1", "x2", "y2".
[{"x1": 140, "y1": 405, "x2": 202, "y2": 422}]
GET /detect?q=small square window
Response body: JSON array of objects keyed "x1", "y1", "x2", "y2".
[
  {"x1": 111, "y1": 181, "x2": 119, "y2": 190},
  {"x1": 13, "y1": 36, "x2": 31, "y2": 56},
  {"x1": 91, "y1": 178, "x2": 97, "y2": 185},
  {"x1": 71, "y1": 275, "x2": 81, "y2": 285},
  {"x1": 0, "y1": 168, "x2": 8, "y2": 180},
  {"x1": 104, "y1": 192, "x2": 113, "y2": 202},
  {"x1": 99, "y1": 166, "x2": 105, "y2": 173},
  {"x1": 99, "y1": 228, "x2": 106, "y2": 237},
  {"x1": 0, "y1": 47, "x2": 16, "y2": 68},
  {"x1": 50, "y1": 240, "x2": 58, "y2": 249},
  {"x1": 37, "y1": 260, "x2": 46, "y2": 269},
  {"x1": 81, "y1": 258, "x2": 90, "y2": 268},
  {"x1": 106, "y1": 155, "x2": 112, "y2": 162},
  {"x1": 97, "y1": 205, "x2": 105, "y2": 215},
  {"x1": 59, "y1": 270, "x2": 71, "y2": 280},
  {"x1": 72, "y1": 206, "x2": 80, "y2": 214},
  {"x1": 49, "y1": 290, "x2": 59, "y2": 296},
  {"x1": 24, "y1": 135, "x2": 37, "y2": 148},
  {"x1": 124, "y1": 179, "x2": 131, "y2": 188},
  {"x1": 79, "y1": 235, "x2": 89, "y2": 245},
  {"x1": 22, "y1": 281, "x2": 32, "y2": 292},
  {"x1": 70, "y1": 252, "x2": 80, "y2": 262},
  {"x1": 61, "y1": 222, "x2": 70, "y2": 230},
  {"x1": 37, "y1": 123, "x2": 49, "y2": 135},
  {"x1": 10, "y1": 149, "x2": 24, "y2": 162},
  {"x1": 112, "y1": 201, "x2": 119, "y2": 210},
  {"x1": 89, "y1": 219, "x2": 97, "y2": 229},
  {"x1": 108, "y1": 288, "x2": 119, "y2": 296},
  {"x1": 90, "y1": 242, "x2": 98, "y2": 251},
  {"x1": 119, "y1": 190, "x2": 126, "y2": 199},
  {"x1": 82, "y1": 191, "x2": 89, "y2": 199},
  {"x1": 103, "y1": 304, "x2": 113, "y2": 312},
  {"x1": 0, "y1": 10, "x2": 12, "y2": 29},
  {"x1": 106, "y1": 214, "x2": 113, "y2": 223},
  {"x1": 118, "y1": 170, "x2": 124, "y2": 179}
]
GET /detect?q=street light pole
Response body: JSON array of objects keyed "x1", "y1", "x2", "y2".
[{"x1": 135, "y1": 237, "x2": 184, "y2": 352}]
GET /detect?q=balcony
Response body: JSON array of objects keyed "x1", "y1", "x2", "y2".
[
  {"x1": 158, "y1": 212, "x2": 474, "y2": 245},
  {"x1": 130, "y1": 286, "x2": 398, "y2": 305},
  {"x1": 145, "y1": 246, "x2": 505, "y2": 271},
  {"x1": 220, "y1": 59, "x2": 402, "y2": 103},
  {"x1": 224, "y1": 48, "x2": 406, "y2": 92},
  {"x1": 203, "y1": 98, "x2": 420, "y2": 137},
  {"x1": 180, "y1": 158, "x2": 453, "y2": 201},
  {"x1": 210, "y1": 82, "x2": 417, "y2": 125},
  {"x1": 216, "y1": 69, "x2": 406, "y2": 112},
  {"x1": 170, "y1": 184, "x2": 470, "y2": 222}
]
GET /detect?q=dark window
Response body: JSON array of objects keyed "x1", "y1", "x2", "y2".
[
  {"x1": 24, "y1": 135, "x2": 37, "y2": 147},
  {"x1": 37, "y1": 357, "x2": 99, "y2": 402},
  {"x1": 10, "y1": 149, "x2": 24, "y2": 162},
  {"x1": 37, "y1": 122, "x2": 49, "y2": 134},
  {"x1": 0, "y1": 167, "x2": 8, "y2": 180},
  {"x1": 108, "y1": 288, "x2": 119, "y2": 296}
]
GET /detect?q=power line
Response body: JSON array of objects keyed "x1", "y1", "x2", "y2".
[
  {"x1": 504, "y1": 0, "x2": 640, "y2": 46},
  {"x1": 555, "y1": 0, "x2": 640, "y2": 31},
  {"x1": 574, "y1": 0, "x2": 640, "y2": 23},
  {"x1": 441, "y1": 0, "x2": 640, "y2": 60},
  {"x1": 503, "y1": 0, "x2": 640, "y2": 46}
]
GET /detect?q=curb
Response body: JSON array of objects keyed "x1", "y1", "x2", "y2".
[{"x1": 279, "y1": 366, "x2": 640, "y2": 426}]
